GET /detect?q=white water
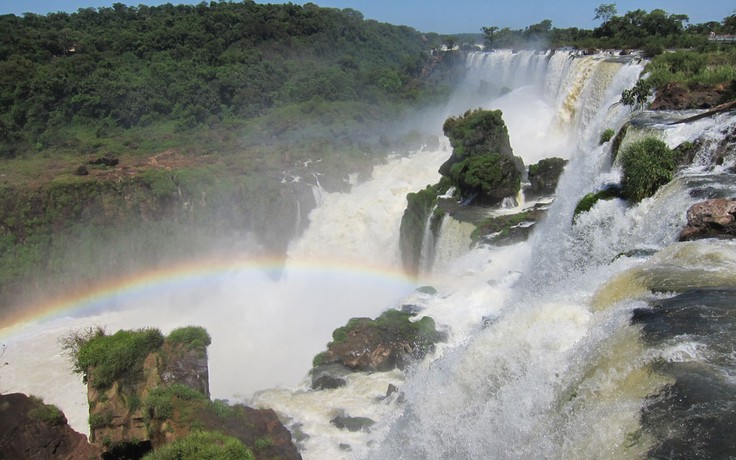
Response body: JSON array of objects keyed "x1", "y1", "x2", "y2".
[
  {"x1": 0, "y1": 147, "x2": 447, "y2": 436},
  {"x1": 2, "y1": 49, "x2": 735, "y2": 459}
]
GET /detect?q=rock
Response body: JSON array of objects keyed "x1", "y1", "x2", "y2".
[
  {"x1": 472, "y1": 206, "x2": 548, "y2": 246},
  {"x1": 679, "y1": 199, "x2": 736, "y2": 241},
  {"x1": 650, "y1": 82, "x2": 727, "y2": 111},
  {"x1": 526, "y1": 157, "x2": 568, "y2": 198},
  {"x1": 0, "y1": 393, "x2": 100, "y2": 459},
  {"x1": 74, "y1": 165, "x2": 89, "y2": 176},
  {"x1": 76, "y1": 326, "x2": 301, "y2": 459},
  {"x1": 440, "y1": 109, "x2": 524, "y2": 206},
  {"x1": 386, "y1": 383, "x2": 399, "y2": 397},
  {"x1": 310, "y1": 363, "x2": 351, "y2": 390},
  {"x1": 312, "y1": 309, "x2": 446, "y2": 373},
  {"x1": 330, "y1": 415, "x2": 375, "y2": 432},
  {"x1": 88, "y1": 154, "x2": 119, "y2": 167}
]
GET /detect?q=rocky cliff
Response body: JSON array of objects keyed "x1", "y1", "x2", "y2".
[
  {"x1": 63, "y1": 325, "x2": 301, "y2": 459},
  {"x1": 0, "y1": 393, "x2": 100, "y2": 459}
]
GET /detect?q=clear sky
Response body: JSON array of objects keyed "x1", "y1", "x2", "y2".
[{"x1": 0, "y1": 0, "x2": 733, "y2": 34}]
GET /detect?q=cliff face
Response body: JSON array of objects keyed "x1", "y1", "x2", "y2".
[
  {"x1": 0, "y1": 393, "x2": 100, "y2": 459},
  {"x1": 81, "y1": 327, "x2": 301, "y2": 459},
  {"x1": 87, "y1": 341, "x2": 210, "y2": 453}
]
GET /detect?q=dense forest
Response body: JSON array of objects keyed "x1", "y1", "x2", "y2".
[
  {"x1": 0, "y1": 1, "x2": 449, "y2": 158},
  {"x1": 481, "y1": 6, "x2": 736, "y2": 54}
]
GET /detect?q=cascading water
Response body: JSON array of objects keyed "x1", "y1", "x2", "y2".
[
  {"x1": 360, "y1": 55, "x2": 736, "y2": 459},
  {"x1": 1, "y1": 48, "x2": 734, "y2": 460}
]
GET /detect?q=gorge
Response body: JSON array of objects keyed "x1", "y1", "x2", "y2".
[{"x1": 2, "y1": 47, "x2": 736, "y2": 459}]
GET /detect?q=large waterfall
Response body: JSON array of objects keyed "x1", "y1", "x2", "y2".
[{"x1": 2, "y1": 49, "x2": 735, "y2": 459}]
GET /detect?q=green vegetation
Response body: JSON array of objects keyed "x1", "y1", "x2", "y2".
[
  {"x1": 62, "y1": 327, "x2": 164, "y2": 389},
  {"x1": 482, "y1": 7, "x2": 735, "y2": 51},
  {"x1": 142, "y1": 430, "x2": 254, "y2": 460},
  {"x1": 0, "y1": 2, "x2": 446, "y2": 158},
  {"x1": 27, "y1": 395, "x2": 66, "y2": 425},
  {"x1": 470, "y1": 211, "x2": 533, "y2": 243},
  {"x1": 89, "y1": 411, "x2": 114, "y2": 430},
  {"x1": 440, "y1": 109, "x2": 521, "y2": 205},
  {"x1": 313, "y1": 308, "x2": 445, "y2": 367},
  {"x1": 398, "y1": 183, "x2": 447, "y2": 275},
  {"x1": 573, "y1": 188, "x2": 622, "y2": 220},
  {"x1": 619, "y1": 138, "x2": 678, "y2": 202},
  {"x1": 599, "y1": 128, "x2": 616, "y2": 145},
  {"x1": 166, "y1": 326, "x2": 212, "y2": 350},
  {"x1": 645, "y1": 50, "x2": 736, "y2": 89},
  {"x1": 145, "y1": 383, "x2": 208, "y2": 421}
]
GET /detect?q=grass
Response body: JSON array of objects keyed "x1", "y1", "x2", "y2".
[
  {"x1": 166, "y1": 326, "x2": 212, "y2": 350},
  {"x1": 64, "y1": 327, "x2": 165, "y2": 389},
  {"x1": 27, "y1": 395, "x2": 66, "y2": 426},
  {"x1": 142, "y1": 430, "x2": 254, "y2": 460},
  {"x1": 646, "y1": 49, "x2": 736, "y2": 88}
]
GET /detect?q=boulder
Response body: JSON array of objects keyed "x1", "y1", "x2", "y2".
[
  {"x1": 330, "y1": 415, "x2": 375, "y2": 432},
  {"x1": 440, "y1": 109, "x2": 524, "y2": 206},
  {"x1": 0, "y1": 393, "x2": 100, "y2": 459},
  {"x1": 679, "y1": 199, "x2": 736, "y2": 241},
  {"x1": 526, "y1": 157, "x2": 568, "y2": 198},
  {"x1": 312, "y1": 309, "x2": 446, "y2": 373}
]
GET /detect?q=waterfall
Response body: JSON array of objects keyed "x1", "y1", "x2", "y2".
[
  {"x1": 361, "y1": 56, "x2": 736, "y2": 459},
  {"x1": 2, "y1": 48, "x2": 735, "y2": 459}
]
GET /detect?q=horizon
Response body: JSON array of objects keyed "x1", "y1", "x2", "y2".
[{"x1": 0, "y1": 1, "x2": 733, "y2": 35}]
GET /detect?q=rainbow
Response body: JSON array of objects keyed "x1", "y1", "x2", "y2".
[{"x1": 0, "y1": 253, "x2": 419, "y2": 340}]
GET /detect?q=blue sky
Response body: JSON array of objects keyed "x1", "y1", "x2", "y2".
[{"x1": 0, "y1": 1, "x2": 733, "y2": 34}]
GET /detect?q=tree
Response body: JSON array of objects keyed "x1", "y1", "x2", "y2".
[{"x1": 594, "y1": 4, "x2": 617, "y2": 24}]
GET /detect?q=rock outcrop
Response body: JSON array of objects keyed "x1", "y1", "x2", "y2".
[
  {"x1": 526, "y1": 157, "x2": 568, "y2": 198},
  {"x1": 679, "y1": 198, "x2": 736, "y2": 241},
  {"x1": 0, "y1": 393, "x2": 100, "y2": 459},
  {"x1": 650, "y1": 81, "x2": 732, "y2": 111},
  {"x1": 71, "y1": 325, "x2": 301, "y2": 459},
  {"x1": 311, "y1": 309, "x2": 446, "y2": 374}
]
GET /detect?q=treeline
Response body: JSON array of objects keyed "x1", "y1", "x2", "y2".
[
  {"x1": 0, "y1": 1, "x2": 444, "y2": 157},
  {"x1": 482, "y1": 6, "x2": 736, "y2": 53}
]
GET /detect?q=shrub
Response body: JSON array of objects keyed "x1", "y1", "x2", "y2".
[
  {"x1": 68, "y1": 328, "x2": 164, "y2": 389},
  {"x1": 573, "y1": 186, "x2": 622, "y2": 219},
  {"x1": 166, "y1": 326, "x2": 211, "y2": 350},
  {"x1": 142, "y1": 430, "x2": 254, "y2": 460},
  {"x1": 619, "y1": 138, "x2": 677, "y2": 203},
  {"x1": 27, "y1": 396, "x2": 65, "y2": 426},
  {"x1": 145, "y1": 384, "x2": 207, "y2": 422},
  {"x1": 599, "y1": 128, "x2": 615, "y2": 145}
]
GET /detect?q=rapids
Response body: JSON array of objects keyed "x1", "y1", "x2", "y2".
[{"x1": 1, "y1": 49, "x2": 736, "y2": 460}]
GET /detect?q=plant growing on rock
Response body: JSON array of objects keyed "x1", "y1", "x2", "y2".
[
  {"x1": 142, "y1": 430, "x2": 254, "y2": 460},
  {"x1": 439, "y1": 109, "x2": 523, "y2": 205},
  {"x1": 619, "y1": 138, "x2": 678, "y2": 202},
  {"x1": 62, "y1": 327, "x2": 164, "y2": 389},
  {"x1": 166, "y1": 326, "x2": 212, "y2": 350}
]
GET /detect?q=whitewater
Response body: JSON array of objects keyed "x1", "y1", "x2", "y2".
[{"x1": 2, "y1": 49, "x2": 736, "y2": 459}]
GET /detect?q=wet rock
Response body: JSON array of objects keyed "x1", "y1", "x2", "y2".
[
  {"x1": 310, "y1": 363, "x2": 351, "y2": 390},
  {"x1": 330, "y1": 415, "x2": 375, "y2": 432},
  {"x1": 526, "y1": 157, "x2": 567, "y2": 198},
  {"x1": 679, "y1": 198, "x2": 736, "y2": 241},
  {"x1": 312, "y1": 309, "x2": 446, "y2": 373},
  {"x1": 0, "y1": 393, "x2": 100, "y2": 459}
]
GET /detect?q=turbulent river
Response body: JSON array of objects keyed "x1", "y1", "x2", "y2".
[{"x1": 2, "y1": 50, "x2": 736, "y2": 459}]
